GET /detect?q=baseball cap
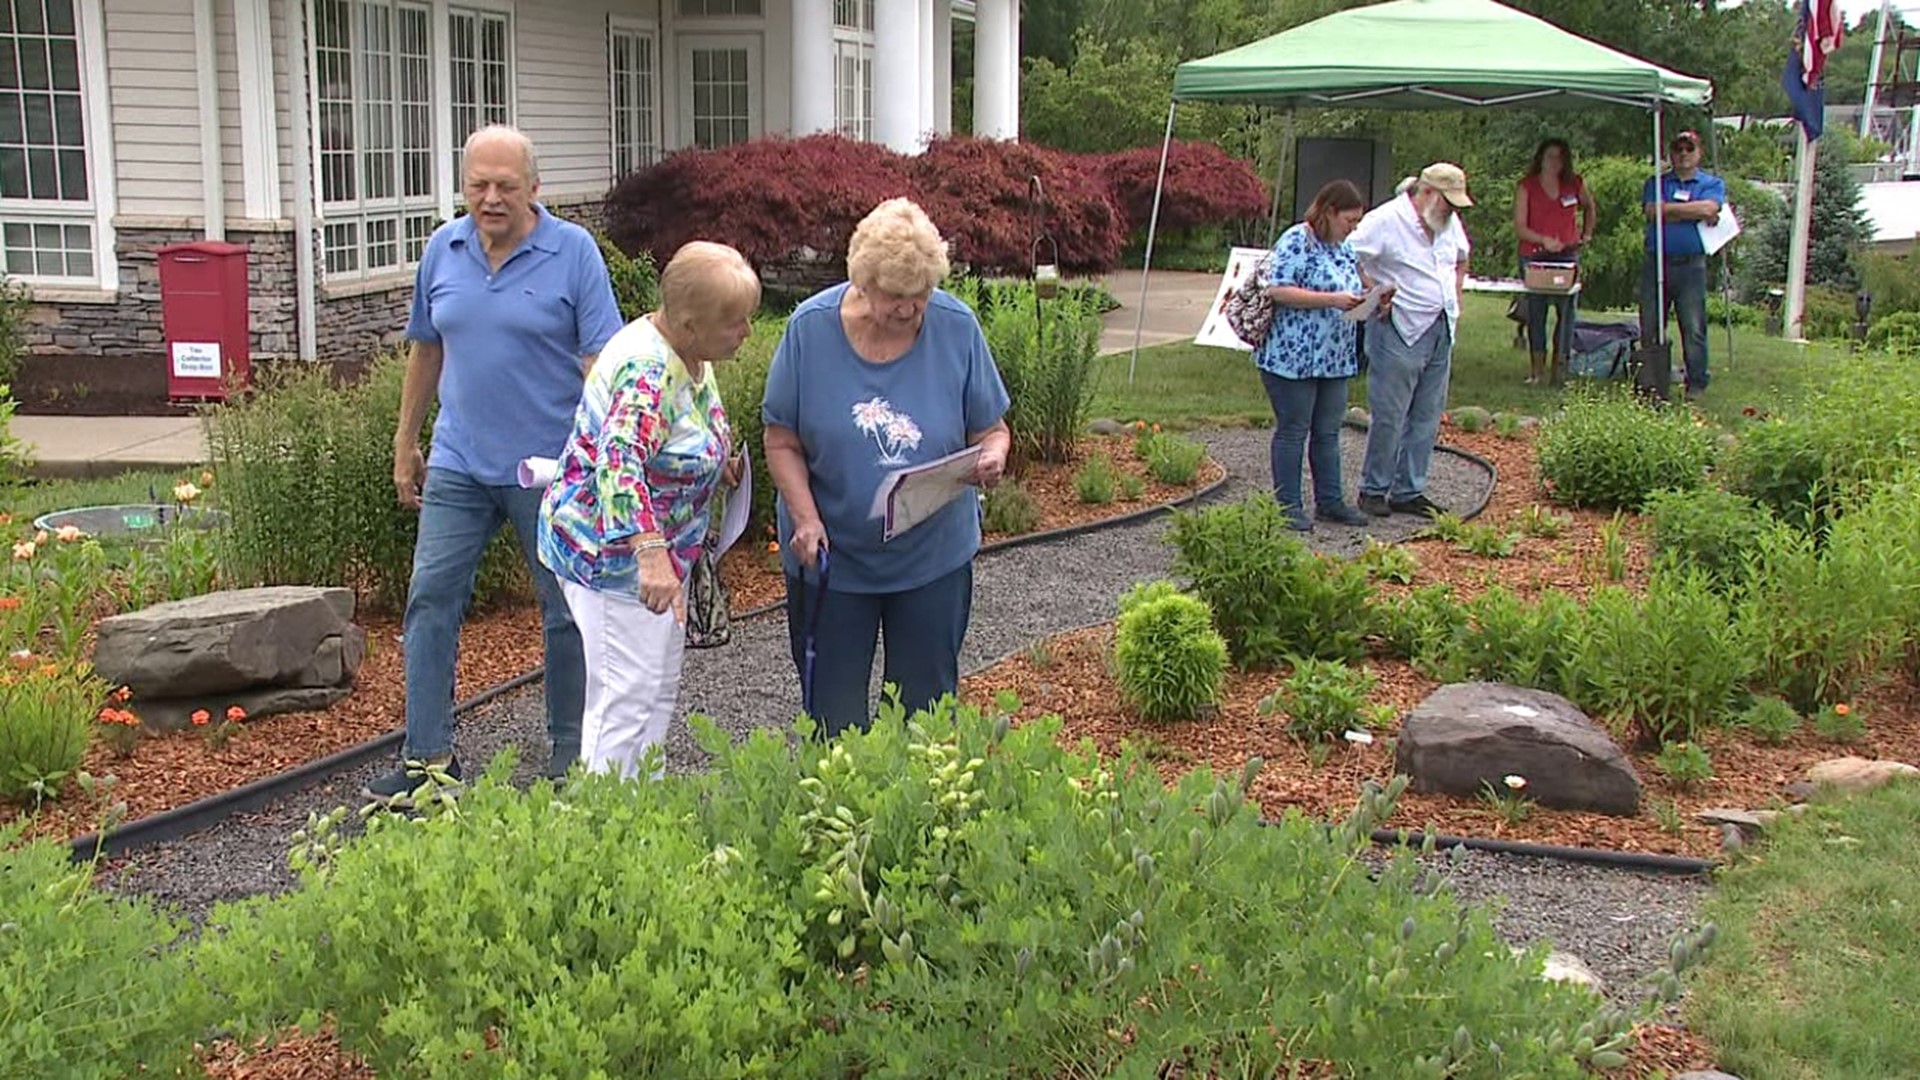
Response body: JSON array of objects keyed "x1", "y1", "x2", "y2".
[
  {"x1": 1419, "y1": 162, "x2": 1473, "y2": 208},
  {"x1": 1670, "y1": 130, "x2": 1701, "y2": 150}
]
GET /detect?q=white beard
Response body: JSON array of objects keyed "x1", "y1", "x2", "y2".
[{"x1": 1421, "y1": 202, "x2": 1452, "y2": 236}]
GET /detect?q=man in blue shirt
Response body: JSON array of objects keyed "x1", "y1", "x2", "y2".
[
  {"x1": 1640, "y1": 130, "x2": 1726, "y2": 402},
  {"x1": 365, "y1": 125, "x2": 625, "y2": 804}
]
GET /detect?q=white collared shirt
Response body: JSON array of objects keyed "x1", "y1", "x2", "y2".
[{"x1": 1349, "y1": 193, "x2": 1472, "y2": 345}]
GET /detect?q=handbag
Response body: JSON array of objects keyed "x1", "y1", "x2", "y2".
[
  {"x1": 1224, "y1": 253, "x2": 1277, "y2": 347},
  {"x1": 684, "y1": 539, "x2": 731, "y2": 648}
]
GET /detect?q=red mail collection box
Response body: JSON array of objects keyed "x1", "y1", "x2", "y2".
[{"x1": 157, "y1": 241, "x2": 251, "y2": 401}]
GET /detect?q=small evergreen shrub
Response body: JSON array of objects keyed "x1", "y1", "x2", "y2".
[
  {"x1": 1738, "y1": 696, "x2": 1802, "y2": 746},
  {"x1": 1139, "y1": 431, "x2": 1207, "y2": 485},
  {"x1": 981, "y1": 482, "x2": 1041, "y2": 535},
  {"x1": 1073, "y1": 453, "x2": 1117, "y2": 504},
  {"x1": 596, "y1": 231, "x2": 658, "y2": 320},
  {"x1": 1170, "y1": 496, "x2": 1374, "y2": 668},
  {"x1": 1113, "y1": 588, "x2": 1228, "y2": 722},
  {"x1": 1536, "y1": 392, "x2": 1714, "y2": 510},
  {"x1": 714, "y1": 319, "x2": 786, "y2": 540},
  {"x1": 1644, "y1": 487, "x2": 1775, "y2": 589},
  {"x1": 1117, "y1": 578, "x2": 1183, "y2": 616},
  {"x1": 1261, "y1": 657, "x2": 1379, "y2": 743}
]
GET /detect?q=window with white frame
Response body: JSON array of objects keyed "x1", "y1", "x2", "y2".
[
  {"x1": 677, "y1": 0, "x2": 761, "y2": 16},
  {"x1": 831, "y1": 0, "x2": 872, "y2": 141},
  {"x1": 686, "y1": 44, "x2": 752, "y2": 148},
  {"x1": 448, "y1": 5, "x2": 510, "y2": 188},
  {"x1": 0, "y1": 0, "x2": 97, "y2": 283},
  {"x1": 609, "y1": 22, "x2": 659, "y2": 175},
  {"x1": 313, "y1": 0, "x2": 436, "y2": 279}
]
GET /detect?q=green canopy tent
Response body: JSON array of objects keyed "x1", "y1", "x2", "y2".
[{"x1": 1128, "y1": 0, "x2": 1716, "y2": 390}]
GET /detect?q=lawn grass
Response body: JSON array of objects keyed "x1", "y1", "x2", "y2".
[
  {"x1": 1092, "y1": 293, "x2": 1842, "y2": 430},
  {"x1": 1, "y1": 468, "x2": 206, "y2": 523},
  {"x1": 1688, "y1": 780, "x2": 1920, "y2": 1080}
]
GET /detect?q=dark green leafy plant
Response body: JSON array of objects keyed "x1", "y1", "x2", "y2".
[
  {"x1": 1138, "y1": 430, "x2": 1207, "y2": 485},
  {"x1": 1814, "y1": 702, "x2": 1866, "y2": 745},
  {"x1": 1260, "y1": 656, "x2": 1378, "y2": 743},
  {"x1": 1369, "y1": 584, "x2": 1469, "y2": 667},
  {"x1": 1737, "y1": 696, "x2": 1802, "y2": 746},
  {"x1": 1654, "y1": 741, "x2": 1715, "y2": 789},
  {"x1": 1720, "y1": 418, "x2": 1832, "y2": 533},
  {"x1": 1563, "y1": 571, "x2": 1756, "y2": 746},
  {"x1": 1536, "y1": 392, "x2": 1714, "y2": 510},
  {"x1": 713, "y1": 319, "x2": 785, "y2": 540},
  {"x1": 1113, "y1": 587, "x2": 1228, "y2": 721},
  {"x1": 596, "y1": 231, "x2": 659, "y2": 320},
  {"x1": 1357, "y1": 537, "x2": 1418, "y2": 584},
  {"x1": 1645, "y1": 486, "x2": 1775, "y2": 590},
  {"x1": 952, "y1": 279, "x2": 1103, "y2": 466},
  {"x1": 1436, "y1": 587, "x2": 1582, "y2": 694},
  {"x1": 1170, "y1": 496, "x2": 1375, "y2": 667}
]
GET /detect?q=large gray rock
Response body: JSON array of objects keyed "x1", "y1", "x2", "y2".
[
  {"x1": 1394, "y1": 683, "x2": 1643, "y2": 816},
  {"x1": 93, "y1": 586, "x2": 360, "y2": 698}
]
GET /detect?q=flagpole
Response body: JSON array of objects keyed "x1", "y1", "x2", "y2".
[{"x1": 1784, "y1": 124, "x2": 1816, "y2": 343}]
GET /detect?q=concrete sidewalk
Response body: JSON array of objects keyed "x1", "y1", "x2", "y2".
[
  {"x1": 1096, "y1": 269, "x2": 1221, "y2": 356},
  {"x1": 13, "y1": 414, "x2": 209, "y2": 479}
]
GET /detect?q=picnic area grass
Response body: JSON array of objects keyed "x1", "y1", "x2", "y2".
[
  {"x1": 1091, "y1": 293, "x2": 1840, "y2": 430},
  {"x1": 1687, "y1": 781, "x2": 1920, "y2": 1080}
]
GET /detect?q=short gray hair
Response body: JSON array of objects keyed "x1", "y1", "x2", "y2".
[
  {"x1": 464, "y1": 124, "x2": 540, "y2": 186},
  {"x1": 847, "y1": 198, "x2": 950, "y2": 297}
]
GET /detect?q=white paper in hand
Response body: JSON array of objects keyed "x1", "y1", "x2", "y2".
[
  {"x1": 517, "y1": 457, "x2": 558, "y2": 489},
  {"x1": 713, "y1": 448, "x2": 751, "y2": 557},
  {"x1": 1341, "y1": 283, "x2": 1391, "y2": 323},
  {"x1": 1697, "y1": 205, "x2": 1741, "y2": 256},
  {"x1": 869, "y1": 445, "x2": 983, "y2": 542}
]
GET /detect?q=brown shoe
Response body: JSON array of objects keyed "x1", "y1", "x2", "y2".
[{"x1": 1526, "y1": 351, "x2": 1546, "y2": 385}]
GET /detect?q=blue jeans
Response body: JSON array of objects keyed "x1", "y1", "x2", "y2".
[
  {"x1": 1639, "y1": 255, "x2": 1710, "y2": 391},
  {"x1": 1522, "y1": 257, "x2": 1577, "y2": 358},
  {"x1": 402, "y1": 467, "x2": 584, "y2": 774},
  {"x1": 1361, "y1": 317, "x2": 1452, "y2": 502},
  {"x1": 785, "y1": 562, "x2": 973, "y2": 739},
  {"x1": 1260, "y1": 369, "x2": 1350, "y2": 515}
]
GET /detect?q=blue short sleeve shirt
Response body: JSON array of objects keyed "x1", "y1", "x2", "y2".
[
  {"x1": 1252, "y1": 223, "x2": 1363, "y2": 381},
  {"x1": 405, "y1": 205, "x2": 626, "y2": 485},
  {"x1": 761, "y1": 284, "x2": 1011, "y2": 594},
  {"x1": 1642, "y1": 170, "x2": 1727, "y2": 259}
]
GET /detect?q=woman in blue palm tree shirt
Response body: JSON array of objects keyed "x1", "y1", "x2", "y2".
[{"x1": 1253, "y1": 179, "x2": 1383, "y2": 532}]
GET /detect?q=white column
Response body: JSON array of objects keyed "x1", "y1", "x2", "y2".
[
  {"x1": 873, "y1": 0, "x2": 924, "y2": 152},
  {"x1": 791, "y1": 0, "x2": 836, "y2": 135},
  {"x1": 931, "y1": 0, "x2": 952, "y2": 135},
  {"x1": 917, "y1": 0, "x2": 935, "y2": 140},
  {"x1": 192, "y1": 0, "x2": 224, "y2": 239},
  {"x1": 973, "y1": 0, "x2": 1015, "y2": 139},
  {"x1": 234, "y1": 0, "x2": 281, "y2": 221}
]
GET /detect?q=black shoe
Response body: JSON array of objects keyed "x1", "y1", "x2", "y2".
[
  {"x1": 1316, "y1": 502, "x2": 1372, "y2": 527},
  {"x1": 1358, "y1": 494, "x2": 1392, "y2": 517},
  {"x1": 363, "y1": 755, "x2": 463, "y2": 809},
  {"x1": 1388, "y1": 494, "x2": 1447, "y2": 518}
]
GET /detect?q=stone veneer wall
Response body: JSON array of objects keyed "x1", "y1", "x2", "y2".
[
  {"x1": 22, "y1": 194, "x2": 608, "y2": 365},
  {"x1": 24, "y1": 224, "x2": 297, "y2": 359}
]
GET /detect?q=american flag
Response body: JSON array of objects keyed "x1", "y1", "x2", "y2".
[{"x1": 1784, "y1": 0, "x2": 1844, "y2": 140}]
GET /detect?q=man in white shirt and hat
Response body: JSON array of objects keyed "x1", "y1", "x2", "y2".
[{"x1": 1349, "y1": 162, "x2": 1473, "y2": 519}]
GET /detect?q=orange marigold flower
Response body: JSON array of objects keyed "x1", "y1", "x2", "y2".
[
  {"x1": 111, "y1": 686, "x2": 132, "y2": 703},
  {"x1": 199, "y1": 469, "x2": 215, "y2": 486},
  {"x1": 98, "y1": 707, "x2": 115, "y2": 723},
  {"x1": 0, "y1": 513, "x2": 11, "y2": 526},
  {"x1": 9, "y1": 650, "x2": 33, "y2": 670},
  {"x1": 767, "y1": 540, "x2": 780, "y2": 554},
  {"x1": 37, "y1": 663, "x2": 57, "y2": 678},
  {"x1": 1151, "y1": 423, "x2": 1162, "y2": 433},
  {"x1": 1834, "y1": 703, "x2": 1851, "y2": 716},
  {"x1": 226, "y1": 705, "x2": 247, "y2": 723},
  {"x1": 0, "y1": 596, "x2": 19, "y2": 611},
  {"x1": 190, "y1": 708, "x2": 211, "y2": 726}
]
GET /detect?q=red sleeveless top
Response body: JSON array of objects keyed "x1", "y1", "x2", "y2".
[{"x1": 1518, "y1": 173, "x2": 1584, "y2": 257}]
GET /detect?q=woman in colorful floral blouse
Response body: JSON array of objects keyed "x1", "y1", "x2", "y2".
[
  {"x1": 1254, "y1": 179, "x2": 1384, "y2": 532},
  {"x1": 537, "y1": 241, "x2": 760, "y2": 779}
]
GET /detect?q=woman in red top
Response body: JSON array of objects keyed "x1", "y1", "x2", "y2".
[{"x1": 1514, "y1": 138, "x2": 1596, "y2": 385}]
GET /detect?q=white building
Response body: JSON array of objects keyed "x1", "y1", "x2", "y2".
[{"x1": 6, "y1": 0, "x2": 1020, "y2": 364}]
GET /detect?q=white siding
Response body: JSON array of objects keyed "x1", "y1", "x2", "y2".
[
  {"x1": 515, "y1": 0, "x2": 622, "y2": 200},
  {"x1": 268, "y1": 0, "x2": 294, "y2": 217},
  {"x1": 217, "y1": 2, "x2": 244, "y2": 222},
  {"x1": 104, "y1": 0, "x2": 205, "y2": 218}
]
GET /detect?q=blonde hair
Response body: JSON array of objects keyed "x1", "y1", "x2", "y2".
[
  {"x1": 846, "y1": 197, "x2": 950, "y2": 297},
  {"x1": 657, "y1": 241, "x2": 761, "y2": 336}
]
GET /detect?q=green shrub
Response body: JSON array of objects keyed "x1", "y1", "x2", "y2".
[
  {"x1": 0, "y1": 828, "x2": 208, "y2": 1078},
  {"x1": 1139, "y1": 431, "x2": 1207, "y2": 485},
  {"x1": 1740, "y1": 512, "x2": 1911, "y2": 712},
  {"x1": 714, "y1": 319, "x2": 786, "y2": 541},
  {"x1": 1450, "y1": 406, "x2": 1491, "y2": 433},
  {"x1": 1117, "y1": 578, "x2": 1183, "y2": 615},
  {"x1": 197, "y1": 698, "x2": 1641, "y2": 1077},
  {"x1": 1563, "y1": 571, "x2": 1756, "y2": 746},
  {"x1": 981, "y1": 481, "x2": 1040, "y2": 535},
  {"x1": 1654, "y1": 740, "x2": 1715, "y2": 789},
  {"x1": 1368, "y1": 584, "x2": 1468, "y2": 667},
  {"x1": 1073, "y1": 453, "x2": 1117, "y2": 504},
  {"x1": 1738, "y1": 696, "x2": 1802, "y2": 746},
  {"x1": 1356, "y1": 537, "x2": 1417, "y2": 584},
  {"x1": 0, "y1": 273, "x2": 28, "y2": 388},
  {"x1": 1721, "y1": 418, "x2": 1832, "y2": 532},
  {"x1": 1437, "y1": 587, "x2": 1583, "y2": 694},
  {"x1": 0, "y1": 386, "x2": 33, "y2": 497},
  {"x1": 1170, "y1": 496, "x2": 1374, "y2": 668},
  {"x1": 1644, "y1": 487, "x2": 1775, "y2": 589},
  {"x1": 1113, "y1": 589, "x2": 1228, "y2": 721},
  {"x1": 1260, "y1": 657, "x2": 1379, "y2": 743},
  {"x1": 952, "y1": 279, "x2": 1103, "y2": 465},
  {"x1": 0, "y1": 662, "x2": 98, "y2": 806},
  {"x1": 1535, "y1": 392, "x2": 1714, "y2": 510},
  {"x1": 597, "y1": 231, "x2": 659, "y2": 320},
  {"x1": 1866, "y1": 309, "x2": 1920, "y2": 354},
  {"x1": 1814, "y1": 702, "x2": 1867, "y2": 744},
  {"x1": 209, "y1": 352, "x2": 526, "y2": 613}
]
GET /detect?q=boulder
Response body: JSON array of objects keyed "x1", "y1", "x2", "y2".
[
  {"x1": 134, "y1": 686, "x2": 355, "y2": 734},
  {"x1": 1540, "y1": 951, "x2": 1605, "y2": 995},
  {"x1": 1395, "y1": 683, "x2": 1642, "y2": 816},
  {"x1": 92, "y1": 586, "x2": 358, "y2": 697},
  {"x1": 1806, "y1": 756, "x2": 1920, "y2": 795},
  {"x1": 1345, "y1": 406, "x2": 1371, "y2": 427},
  {"x1": 1089, "y1": 417, "x2": 1129, "y2": 436}
]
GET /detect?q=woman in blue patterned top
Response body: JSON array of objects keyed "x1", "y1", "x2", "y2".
[{"x1": 1254, "y1": 179, "x2": 1384, "y2": 531}]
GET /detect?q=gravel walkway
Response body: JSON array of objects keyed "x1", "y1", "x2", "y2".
[{"x1": 103, "y1": 428, "x2": 1703, "y2": 1005}]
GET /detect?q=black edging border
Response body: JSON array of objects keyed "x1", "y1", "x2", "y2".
[
  {"x1": 77, "y1": 436, "x2": 1653, "y2": 875},
  {"x1": 65, "y1": 460, "x2": 1232, "y2": 864}
]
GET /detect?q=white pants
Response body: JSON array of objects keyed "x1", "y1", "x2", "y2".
[{"x1": 558, "y1": 577, "x2": 687, "y2": 781}]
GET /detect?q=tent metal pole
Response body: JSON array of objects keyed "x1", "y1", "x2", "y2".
[
  {"x1": 1129, "y1": 99, "x2": 1180, "y2": 385},
  {"x1": 1653, "y1": 103, "x2": 1669, "y2": 399},
  {"x1": 1267, "y1": 108, "x2": 1295, "y2": 246}
]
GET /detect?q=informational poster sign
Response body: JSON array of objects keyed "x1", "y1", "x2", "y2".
[{"x1": 1193, "y1": 246, "x2": 1270, "y2": 352}]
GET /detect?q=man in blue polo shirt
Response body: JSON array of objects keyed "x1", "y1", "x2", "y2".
[
  {"x1": 1640, "y1": 130, "x2": 1726, "y2": 402},
  {"x1": 366, "y1": 125, "x2": 625, "y2": 804}
]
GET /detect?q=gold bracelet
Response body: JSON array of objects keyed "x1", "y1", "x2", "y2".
[{"x1": 635, "y1": 537, "x2": 669, "y2": 552}]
